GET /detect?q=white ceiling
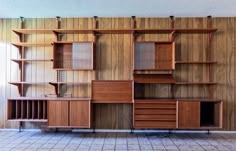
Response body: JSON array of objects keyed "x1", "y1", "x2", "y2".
[{"x1": 0, "y1": 0, "x2": 236, "y2": 18}]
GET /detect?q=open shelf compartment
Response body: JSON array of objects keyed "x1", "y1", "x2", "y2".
[
  {"x1": 200, "y1": 101, "x2": 223, "y2": 128},
  {"x1": 8, "y1": 99, "x2": 47, "y2": 121}
]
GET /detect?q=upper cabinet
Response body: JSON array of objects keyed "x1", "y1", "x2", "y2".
[
  {"x1": 134, "y1": 41, "x2": 175, "y2": 71},
  {"x1": 53, "y1": 42, "x2": 95, "y2": 70}
]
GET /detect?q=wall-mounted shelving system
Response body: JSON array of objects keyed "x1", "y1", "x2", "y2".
[{"x1": 8, "y1": 16, "x2": 222, "y2": 131}]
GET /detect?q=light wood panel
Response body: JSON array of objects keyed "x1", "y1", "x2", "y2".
[{"x1": 0, "y1": 17, "x2": 235, "y2": 130}]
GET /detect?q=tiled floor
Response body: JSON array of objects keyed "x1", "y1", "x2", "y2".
[{"x1": 0, "y1": 131, "x2": 236, "y2": 151}]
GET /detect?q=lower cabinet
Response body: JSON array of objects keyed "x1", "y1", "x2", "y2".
[
  {"x1": 134, "y1": 100, "x2": 222, "y2": 130},
  {"x1": 48, "y1": 99, "x2": 90, "y2": 128},
  {"x1": 178, "y1": 100, "x2": 223, "y2": 129},
  {"x1": 178, "y1": 101, "x2": 200, "y2": 129},
  {"x1": 134, "y1": 100, "x2": 177, "y2": 129}
]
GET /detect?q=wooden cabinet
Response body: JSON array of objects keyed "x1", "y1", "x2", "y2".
[
  {"x1": 48, "y1": 99, "x2": 91, "y2": 128},
  {"x1": 53, "y1": 42, "x2": 95, "y2": 70},
  {"x1": 178, "y1": 101, "x2": 200, "y2": 129},
  {"x1": 134, "y1": 100, "x2": 177, "y2": 129},
  {"x1": 178, "y1": 100, "x2": 223, "y2": 129},
  {"x1": 92, "y1": 80, "x2": 133, "y2": 103},
  {"x1": 134, "y1": 42, "x2": 175, "y2": 71}
]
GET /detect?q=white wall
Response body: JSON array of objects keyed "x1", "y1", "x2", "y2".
[{"x1": 0, "y1": 0, "x2": 236, "y2": 18}]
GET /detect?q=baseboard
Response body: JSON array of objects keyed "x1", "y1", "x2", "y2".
[{"x1": 1, "y1": 128, "x2": 236, "y2": 133}]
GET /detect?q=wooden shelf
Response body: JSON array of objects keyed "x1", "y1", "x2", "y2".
[
  {"x1": 49, "y1": 82, "x2": 90, "y2": 96},
  {"x1": 175, "y1": 82, "x2": 217, "y2": 85},
  {"x1": 12, "y1": 59, "x2": 53, "y2": 62},
  {"x1": 8, "y1": 119, "x2": 48, "y2": 122},
  {"x1": 9, "y1": 82, "x2": 46, "y2": 85},
  {"x1": 12, "y1": 28, "x2": 217, "y2": 35},
  {"x1": 12, "y1": 29, "x2": 53, "y2": 35},
  {"x1": 9, "y1": 82, "x2": 47, "y2": 96},
  {"x1": 175, "y1": 61, "x2": 217, "y2": 64},
  {"x1": 134, "y1": 74, "x2": 176, "y2": 84},
  {"x1": 12, "y1": 42, "x2": 52, "y2": 47}
]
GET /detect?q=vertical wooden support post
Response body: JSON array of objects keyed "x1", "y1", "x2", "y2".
[
  {"x1": 207, "y1": 16, "x2": 213, "y2": 98},
  {"x1": 131, "y1": 16, "x2": 136, "y2": 133},
  {"x1": 170, "y1": 16, "x2": 175, "y2": 98},
  {"x1": 20, "y1": 17, "x2": 25, "y2": 97},
  {"x1": 19, "y1": 17, "x2": 25, "y2": 131},
  {"x1": 169, "y1": 16, "x2": 175, "y2": 41},
  {"x1": 92, "y1": 16, "x2": 98, "y2": 133},
  {"x1": 131, "y1": 16, "x2": 136, "y2": 77},
  {"x1": 55, "y1": 16, "x2": 61, "y2": 88}
]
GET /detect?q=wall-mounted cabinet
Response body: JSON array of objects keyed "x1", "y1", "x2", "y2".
[
  {"x1": 134, "y1": 41, "x2": 175, "y2": 71},
  {"x1": 53, "y1": 42, "x2": 95, "y2": 70},
  {"x1": 92, "y1": 80, "x2": 133, "y2": 103}
]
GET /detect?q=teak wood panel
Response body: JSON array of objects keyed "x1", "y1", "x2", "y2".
[
  {"x1": 178, "y1": 101, "x2": 200, "y2": 129},
  {"x1": 0, "y1": 17, "x2": 235, "y2": 130},
  {"x1": 48, "y1": 100, "x2": 69, "y2": 127},
  {"x1": 70, "y1": 101, "x2": 90, "y2": 128},
  {"x1": 92, "y1": 80, "x2": 133, "y2": 103}
]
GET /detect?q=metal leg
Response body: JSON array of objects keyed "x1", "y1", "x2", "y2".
[
  {"x1": 19, "y1": 121, "x2": 23, "y2": 132},
  {"x1": 130, "y1": 128, "x2": 134, "y2": 134},
  {"x1": 207, "y1": 129, "x2": 210, "y2": 135},
  {"x1": 93, "y1": 104, "x2": 96, "y2": 133}
]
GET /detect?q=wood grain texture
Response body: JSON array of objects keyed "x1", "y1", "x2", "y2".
[
  {"x1": 178, "y1": 101, "x2": 200, "y2": 129},
  {"x1": 47, "y1": 100, "x2": 68, "y2": 127},
  {"x1": 0, "y1": 17, "x2": 234, "y2": 130},
  {"x1": 92, "y1": 80, "x2": 132, "y2": 103},
  {"x1": 70, "y1": 100, "x2": 90, "y2": 128}
]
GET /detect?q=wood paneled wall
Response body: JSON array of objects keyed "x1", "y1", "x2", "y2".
[{"x1": 0, "y1": 17, "x2": 235, "y2": 130}]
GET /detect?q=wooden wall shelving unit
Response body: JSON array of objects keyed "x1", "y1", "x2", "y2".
[{"x1": 7, "y1": 16, "x2": 223, "y2": 131}]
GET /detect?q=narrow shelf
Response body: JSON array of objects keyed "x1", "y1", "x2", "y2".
[
  {"x1": 52, "y1": 29, "x2": 93, "y2": 34},
  {"x1": 175, "y1": 82, "x2": 217, "y2": 85},
  {"x1": 49, "y1": 82, "x2": 90, "y2": 85},
  {"x1": 49, "y1": 82, "x2": 90, "y2": 96},
  {"x1": 12, "y1": 29, "x2": 53, "y2": 35},
  {"x1": 12, "y1": 42, "x2": 52, "y2": 47},
  {"x1": 9, "y1": 82, "x2": 47, "y2": 96},
  {"x1": 175, "y1": 61, "x2": 217, "y2": 64},
  {"x1": 8, "y1": 119, "x2": 48, "y2": 122},
  {"x1": 9, "y1": 82, "x2": 46, "y2": 85},
  {"x1": 134, "y1": 98, "x2": 220, "y2": 102},
  {"x1": 12, "y1": 59, "x2": 53, "y2": 62},
  {"x1": 134, "y1": 74, "x2": 176, "y2": 84},
  {"x1": 11, "y1": 59, "x2": 53, "y2": 70},
  {"x1": 12, "y1": 28, "x2": 218, "y2": 35}
]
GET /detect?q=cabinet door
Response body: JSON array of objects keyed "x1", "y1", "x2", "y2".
[
  {"x1": 70, "y1": 101, "x2": 90, "y2": 128},
  {"x1": 178, "y1": 101, "x2": 200, "y2": 129},
  {"x1": 48, "y1": 101, "x2": 69, "y2": 127}
]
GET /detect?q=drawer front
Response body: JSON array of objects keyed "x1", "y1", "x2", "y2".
[
  {"x1": 135, "y1": 121, "x2": 176, "y2": 128},
  {"x1": 134, "y1": 100, "x2": 177, "y2": 129}
]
